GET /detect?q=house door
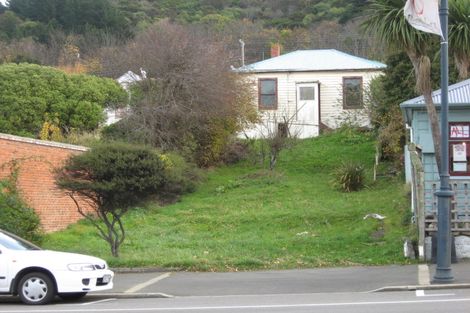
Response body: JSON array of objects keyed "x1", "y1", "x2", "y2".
[{"x1": 296, "y1": 83, "x2": 319, "y2": 135}]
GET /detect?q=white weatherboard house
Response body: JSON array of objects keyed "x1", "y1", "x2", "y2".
[
  {"x1": 105, "y1": 69, "x2": 147, "y2": 125},
  {"x1": 238, "y1": 49, "x2": 386, "y2": 138}
]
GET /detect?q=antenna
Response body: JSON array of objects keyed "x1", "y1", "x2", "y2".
[{"x1": 239, "y1": 39, "x2": 245, "y2": 67}]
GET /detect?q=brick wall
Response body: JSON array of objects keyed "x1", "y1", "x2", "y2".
[{"x1": 0, "y1": 133, "x2": 89, "y2": 232}]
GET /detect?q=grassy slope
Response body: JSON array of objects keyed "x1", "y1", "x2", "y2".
[{"x1": 43, "y1": 130, "x2": 411, "y2": 271}]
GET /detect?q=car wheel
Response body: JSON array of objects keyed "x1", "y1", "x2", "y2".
[
  {"x1": 58, "y1": 292, "x2": 88, "y2": 301},
  {"x1": 18, "y1": 272, "x2": 56, "y2": 305}
]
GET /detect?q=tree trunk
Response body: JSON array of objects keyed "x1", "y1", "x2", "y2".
[
  {"x1": 269, "y1": 153, "x2": 277, "y2": 171},
  {"x1": 407, "y1": 51, "x2": 442, "y2": 173},
  {"x1": 111, "y1": 240, "x2": 119, "y2": 258},
  {"x1": 423, "y1": 86, "x2": 442, "y2": 173},
  {"x1": 455, "y1": 55, "x2": 469, "y2": 80}
]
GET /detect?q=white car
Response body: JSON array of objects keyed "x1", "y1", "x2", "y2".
[{"x1": 0, "y1": 229, "x2": 114, "y2": 305}]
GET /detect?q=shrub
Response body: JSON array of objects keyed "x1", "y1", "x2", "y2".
[
  {"x1": 98, "y1": 21, "x2": 257, "y2": 167},
  {"x1": 159, "y1": 152, "x2": 201, "y2": 202},
  {"x1": 60, "y1": 129, "x2": 101, "y2": 147},
  {"x1": 0, "y1": 63, "x2": 126, "y2": 138},
  {"x1": 0, "y1": 179, "x2": 42, "y2": 243},
  {"x1": 220, "y1": 139, "x2": 251, "y2": 165},
  {"x1": 192, "y1": 119, "x2": 232, "y2": 167},
  {"x1": 332, "y1": 161, "x2": 366, "y2": 192},
  {"x1": 377, "y1": 107, "x2": 405, "y2": 162},
  {"x1": 335, "y1": 126, "x2": 372, "y2": 145},
  {"x1": 57, "y1": 142, "x2": 166, "y2": 257}
]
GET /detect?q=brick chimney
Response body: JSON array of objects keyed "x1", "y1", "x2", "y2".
[{"x1": 271, "y1": 43, "x2": 281, "y2": 58}]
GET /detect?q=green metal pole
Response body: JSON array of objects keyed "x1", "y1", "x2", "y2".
[{"x1": 433, "y1": 0, "x2": 454, "y2": 283}]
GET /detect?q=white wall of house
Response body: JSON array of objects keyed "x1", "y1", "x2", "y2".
[{"x1": 242, "y1": 70, "x2": 381, "y2": 139}]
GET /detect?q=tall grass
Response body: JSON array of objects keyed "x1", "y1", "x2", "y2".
[{"x1": 43, "y1": 130, "x2": 411, "y2": 271}]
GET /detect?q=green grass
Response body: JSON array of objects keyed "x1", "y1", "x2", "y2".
[{"x1": 42, "y1": 130, "x2": 412, "y2": 271}]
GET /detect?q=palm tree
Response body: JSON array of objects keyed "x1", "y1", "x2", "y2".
[
  {"x1": 362, "y1": 0, "x2": 442, "y2": 170},
  {"x1": 449, "y1": 0, "x2": 470, "y2": 79}
]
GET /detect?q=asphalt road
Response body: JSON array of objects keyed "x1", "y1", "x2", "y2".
[
  {"x1": 2, "y1": 263, "x2": 470, "y2": 312},
  {"x1": 110, "y1": 265, "x2": 420, "y2": 296},
  {"x1": 1, "y1": 289, "x2": 470, "y2": 313}
]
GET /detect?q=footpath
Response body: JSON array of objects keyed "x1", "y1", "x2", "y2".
[{"x1": 97, "y1": 262, "x2": 470, "y2": 299}]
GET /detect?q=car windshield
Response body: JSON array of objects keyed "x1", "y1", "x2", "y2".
[{"x1": 0, "y1": 230, "x2": 41, "y2": 251}]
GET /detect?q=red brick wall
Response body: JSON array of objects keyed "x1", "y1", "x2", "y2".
[{"x1": 0, "y1": 134, "x2": 89, "y2": 233}]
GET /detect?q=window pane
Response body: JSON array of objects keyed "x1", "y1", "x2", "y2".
[
  {"x1": 259, "y1": 79, "x2": 277, "y2": 109},
  {"x1": 345, "y1": 78, "x2": 361, "y2": 89},
  {"x1": 347, "y1": 90, "x2": 361, "y2": 103},
  {"x1": 299, "y1": 87, "x2": 315, "y2": 101},
  {"x1": 261, "y1": 80, "x2": 276, "y2": 95},
  {"x1": 344, "y1": 78, "x2": 362, "y2": 108},
  {"x1": 261, "y1": 95, "x2": 276, "y2": 107},
  {"x1": 449, "y1": 124, "x2": 470, "y2": 175}
]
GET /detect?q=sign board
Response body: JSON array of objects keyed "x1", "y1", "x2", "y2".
[
  {"x1": 453, "y1": 143, "x2": 467, "y2": 162},
  {"x1": 453, "y1": 162, "x2": 467, "y2": 172},
  {"x1": 450, "y1": 125, "x2": 470, "y2": 139}
]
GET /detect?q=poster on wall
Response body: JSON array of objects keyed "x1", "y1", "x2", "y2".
[
  {"x1": 453, "y1": 143, "x2": 467, "y2": 162},
  {"x1": 450, "y1": 125, "x2": 470, "y2": 138},
  {"x1": 454, "y1": 162, "x2": 467, "y2": 172}
]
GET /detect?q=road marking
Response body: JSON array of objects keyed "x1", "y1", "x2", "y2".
[
  {"x1": 82, "y1": 298, "x2": 117, "y2": 306},
  {"x1": 124, "y1": 272, "x2": 171, "y2": 293},
  {"x1": 1, "y1": 298, "x2": 470, "y2": 312},
  {"x1": 416, "y1": 289, "x2": 455, "y2": 297},
  {"x1": 418, "y1": 264, "x2": 430, "y2": 285}
]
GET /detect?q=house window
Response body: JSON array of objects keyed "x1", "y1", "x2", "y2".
[
  {"x1": 343, "y1": 77, "x2": 363, "y2": 109},
  {"x1": 259, "y1": 78, "x2": 277, "y2": 110},
  {"x1": 449, "y1": 122, "x2": 470, "y2": 176},
  {"x1": 299, "y1": 86, "x2": 315, "y2": 101}
]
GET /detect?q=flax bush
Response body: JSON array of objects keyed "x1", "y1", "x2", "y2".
[{"x1": 332, "y1": 161, "x2": 366, "y2": 192}]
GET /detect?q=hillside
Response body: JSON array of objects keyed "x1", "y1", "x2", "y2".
[
  {"x1": 0, "y1": 0, "x2": 378, "y2": 67},
  {"x1": 111, "y1": 0, "x2": 368, "y2": 28},
  {"x1": 43, "y1": 130, "x2": 411, "y2": 271}
]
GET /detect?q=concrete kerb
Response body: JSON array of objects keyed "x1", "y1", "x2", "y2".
[
  {"x1": 111, "y1": 267, "x2": 173, "y2": 274},
  {"x1": 371, "y1": 283, "x2": 470, "y2": 293},
  {"x1": 91, "y1": 284, "x2": 470, "y2": 300},
  {"x1": 88, "y1": 292, "x2": 173, "y2": 299}
]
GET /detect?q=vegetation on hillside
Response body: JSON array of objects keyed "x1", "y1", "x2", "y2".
[
  {"x1": 1, "y1": 0, "x2": 468, "y2": 269},
  {"x1": 1, "y1": 0, "x2": 367, "y2": 40},
  {"x1": 100, "y1": 21, "x2": 257, "y2": 166},
  {"x1": 0, "y1": 63, "x2": 126, "y2": 138},
  {"x1": 44, "y1": 130, "x2": 411, "y2": 270},
  {"x1": 363, "y1": 0, "x2": 469, "y2": 167},
  {"x1": 2, "y1": 0, "x2": 132, "y2": 42},
  {"x1": 111, "y1": 0, "x2": 367, "y2": 28},
  {"x1": 0, "y1": 0, "x2": 381, "y2": 68},
  {"x1": 57, "y1": 142, "x2": 167, "y2": 257},
  {"x1": 0, "y1": 171, "x2": 42, "y2": 243}
]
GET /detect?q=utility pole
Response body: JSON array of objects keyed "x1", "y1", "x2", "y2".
[{"x1": 433, "y1": 0, "x2": 454, "y2": 283}]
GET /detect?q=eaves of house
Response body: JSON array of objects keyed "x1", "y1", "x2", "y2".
[
  {"x1": 237, "y1": 49, "x2": 386, "y2": 73},
  {"x1": 401, "y1": 78, "x2": 470, "y2": 124}
]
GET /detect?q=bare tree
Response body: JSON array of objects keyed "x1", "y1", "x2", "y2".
[
  {"x1": 246, "y1": 110, "x2": 300, "y2": 171},
  {"x1": 99, "y1": 21, "x2": 257, "y2": 165}
]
